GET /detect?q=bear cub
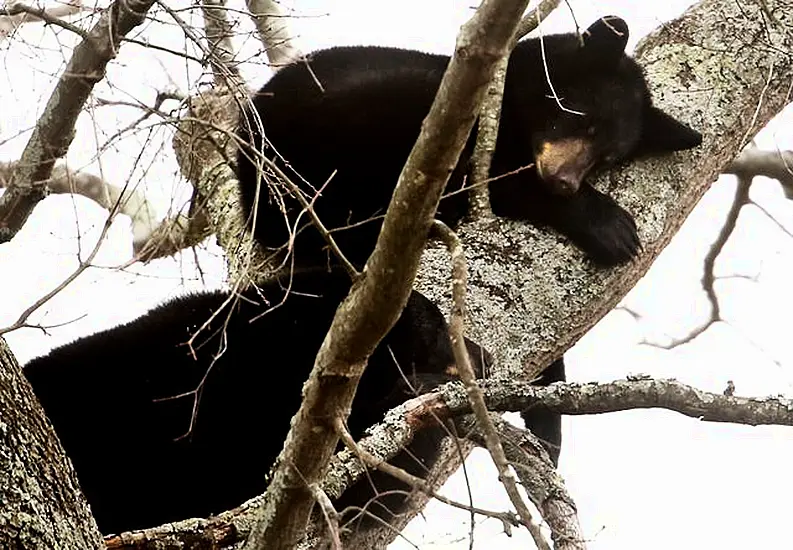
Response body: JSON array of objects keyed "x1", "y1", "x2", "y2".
[
  {"x1": 237, "y1": 15, "x2": 702, "y2": 273},
  {"x1": 25, "y1": 270, "x2": 565, "y2": 534}
]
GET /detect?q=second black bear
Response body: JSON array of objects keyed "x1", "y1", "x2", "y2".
[
  {"x1": 237, "y1": 16, "x2": 702, "y2": 272},
  {"x1": 24, "y1": 270, "x2": 565, "y2": 534}
]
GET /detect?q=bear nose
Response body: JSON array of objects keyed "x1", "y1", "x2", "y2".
[
  {"x1": 544, "y1": 172, "x2": 582, "y2": 196},
  {"x1": 535, "y1": 138, "x2": 594, "y2": 196}
]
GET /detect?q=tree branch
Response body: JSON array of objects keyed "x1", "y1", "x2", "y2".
[
  {"x1": 469, "y1": 0, "x2": 561, "y2": 218},
  {"x1": 243, "y1": 1, "x2": 533, "y2": 548},
  {"x1": 0, "y1": 0, "x2": 157, "y2": 242},
  {"x1": 245, "y1": 0, "x2": 303, "y2": 68},
  {"x1": 433, "y1": 220, "x2": 550, "y2": 550},
  {"x1": 457, "y1": 414, "x2": 586, "y2": 550}
]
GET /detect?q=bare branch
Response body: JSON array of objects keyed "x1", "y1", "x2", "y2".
[
  {"x1": 641, "y1": 147, "x2": 793, "y2": 349},
  {"x1": 0, "y1": 0, "x2": 89, "y2": 40},
  {"x1": 457, "y1": 414, "x2": 586, "y2": 550},
  {"x1": 432, "y1": 220, "x2": 550, "y2": 550},
  {"x1": 642, "y1": 174, "x2": 751, "y2": 349},
  {"x1": 245, "y1": 0, "x2": 303, "y2": 68},
  {"x1": 469, "y1": 0, "x2": 561, "y2": 218},
  {"x1": 243, "y1": 2, "x2": 534, "y2": 547},
  {"x1": 0, "y1": 0, "x2": 158, "y2": 242},
  {"x1": 725, "y1": 147, "x2": 793, "y2": 192},
  {"x1": 0, "y1": 202, "x2": 118, "y2": 336},
  {"x1": 308, "y1": 484, "x2": 342, "y2": 550},
  {"x1": 441, "y1": 377, "x2": 793, "y2": 427},
  {"x1": 201, "y1": 0, "x2": 243, "y2": 86}
]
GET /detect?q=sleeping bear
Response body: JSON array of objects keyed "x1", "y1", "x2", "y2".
[
  {"x1": 24, "y1": 269, "x2": 565, "y2": 534},
  {"x1": 236, "y1": 15, "x2": 702, "y2": 273}
]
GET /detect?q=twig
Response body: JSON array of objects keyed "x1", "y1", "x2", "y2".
[
  {"x1": 432, "y1": 220, "x2": 550, "y2": 550},
  {"x1": 468, "y1": 0, "x2": 561, "y2": 218},
  {"x1": 309, "y1": 484, "x2": 343, "y2": 550},
  {"x1": 458, "y1": 414, "x2": 586, "y2": 550}
]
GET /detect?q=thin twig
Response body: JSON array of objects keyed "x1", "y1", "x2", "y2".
[{"x1": 431, "y1": 220, "x2": 551, "y2": 550}]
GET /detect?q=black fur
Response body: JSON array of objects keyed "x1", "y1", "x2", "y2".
[
  {"x1": 237, "y1": 16, "x2": 702, "y2": 271},
  {"x1": 24, "y1": 271, "x2": 563, "y2": 534}
]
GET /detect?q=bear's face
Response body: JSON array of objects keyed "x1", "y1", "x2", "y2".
[{"x1": 524, "y1": 16, "x2": 702, "y2": 197}]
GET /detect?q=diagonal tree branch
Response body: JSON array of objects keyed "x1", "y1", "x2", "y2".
[
  {"x1": 417, "y1": 0, "x2": 793, "y2": 384},
  {"x1": 242, "y1": 1, "x2": 533, "y2": 548},
  {"x1": 0, "y1": 0, "x2": 158, "y2": 243}
]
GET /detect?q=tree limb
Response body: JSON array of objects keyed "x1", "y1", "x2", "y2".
[
  {"x1": 457, "y1": 414, "x2": 586, "y2": 550},
  {"x1": 0, "y1": 0, "x2": 158, "y2": 242},
  {"x1": 245, "y1": 0, "x2": 303, "y2": 68},
  {"x1": 469, "y1": 0, "x2": 561, "y2": 218},
  {"x1": 242, "y1": 1, "x2": 533, "y2": 548},
  {"x1": 0, "y1": 339, "x2": 104, "y2": 549}
]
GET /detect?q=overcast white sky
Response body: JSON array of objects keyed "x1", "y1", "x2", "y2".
[{"x1": 2, "y1": 1, "x2": 793, "y2": 548}]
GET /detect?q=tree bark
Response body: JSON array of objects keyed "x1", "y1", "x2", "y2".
[
  {"x1": 0, "y1": 339, "x2": 103, "y2": 549},
  {"x1": 417, "y1": 0, "x2": 793, "y2": 379}
]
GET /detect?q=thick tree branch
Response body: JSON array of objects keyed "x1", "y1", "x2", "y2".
[
  {"x1": 0, "y1": 339, "x2": 103, "y2": 549},
  {"x1": 243, "y1": 1, "x2": 533, "y2": 548},
  {"x1": 417, "y1": 0, "x2": 793, "y2": 383}
]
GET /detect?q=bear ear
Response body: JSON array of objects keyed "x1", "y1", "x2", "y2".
[
  {"x1": 582, "y1": 15, "x2": 630, "y2": 63},
  {"x1": 636, "y1": 106, "x2": 703, "y2": 155}
]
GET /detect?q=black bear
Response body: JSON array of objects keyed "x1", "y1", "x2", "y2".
[
  {"x1": 237, "y1": 15, "x2": 702, "y2": 273},
  {"x1": 24, "y1": 269, "x2": 565, "y2": 534}
]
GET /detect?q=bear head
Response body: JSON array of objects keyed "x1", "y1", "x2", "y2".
[{"x1": 507, "y1": 15, "x2": 703, "y2": 197}]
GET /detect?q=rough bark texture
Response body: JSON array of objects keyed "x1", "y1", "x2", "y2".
[
  {"x1": 0, "y1": 339, "x2": 103, "y2": 549},
  {"x1": 171, "y1": 91, "x2": 271, "y2": 283},
  {"x1": 417, "y1": 0, "x2": 793, "y2": 380}
]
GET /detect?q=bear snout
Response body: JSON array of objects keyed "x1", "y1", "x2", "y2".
[{"x1": 535, "y1": 138, "x2": 595, "y2": 196}]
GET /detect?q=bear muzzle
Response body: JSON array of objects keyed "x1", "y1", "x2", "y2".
[{"x1": 535, "y1": 138, "x2": 596, "y2": 196}]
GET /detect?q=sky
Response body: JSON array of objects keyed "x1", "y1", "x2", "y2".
[{"x1": 2, "y1": 1, "x2": 793, "y2": 548}]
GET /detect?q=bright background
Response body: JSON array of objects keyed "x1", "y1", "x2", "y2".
[{"x1": 2, "y1": 1, "x2": 793, "y2": 548}]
